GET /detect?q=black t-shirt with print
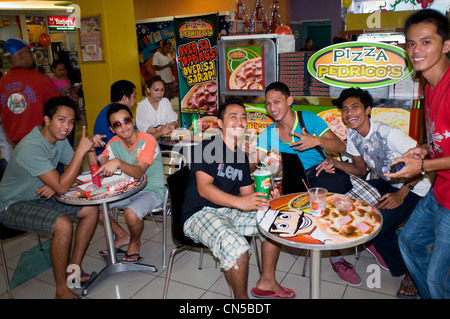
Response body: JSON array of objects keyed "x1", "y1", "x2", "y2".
[{"x1": 181, "y1": 134, "x2": 253, "y2": 225}]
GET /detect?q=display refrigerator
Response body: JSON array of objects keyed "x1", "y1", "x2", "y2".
[{"x1": 217, "y1": 33, "x2": 294, "y2": 137}]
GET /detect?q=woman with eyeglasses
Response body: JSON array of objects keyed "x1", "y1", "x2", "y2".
[{"x1": 136, "y1": 75, "x2": 178, "y2": 139}]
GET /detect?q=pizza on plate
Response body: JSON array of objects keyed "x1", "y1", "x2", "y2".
[{"x1": 229, "y1": 57, "x2": 264, "y2": 91}]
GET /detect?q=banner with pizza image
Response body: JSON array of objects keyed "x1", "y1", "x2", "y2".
[
  {"x1": 225, "y1": 45, "x2": 265, "y2": 91},
  {"x1": 174, "y1": 13, "x2": 219, "y2": 128}
]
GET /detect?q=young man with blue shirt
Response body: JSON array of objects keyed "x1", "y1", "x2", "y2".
[
  {"x1": 256, "y1": 82, "x2": 349, "y2": 191},
  {"x1": 93, "y1": 80, "x2": 137, "y2": 155}
]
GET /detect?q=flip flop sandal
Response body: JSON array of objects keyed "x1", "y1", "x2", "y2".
[
  {"x1": 396, "y1": 279, "x2": 419, "y2": 299},
  {"x1": 121, "y1": 253, "x2": 143, "y2": 264},
  {"x1": 98, "y1": 248, "x2": 126, "y2": 256},
  {"x1": 251, "y1": 286, "x2": 296, "y2": 299},
  {"x1": 80, "y1": 271, "x2": 97, "y2": 288}
]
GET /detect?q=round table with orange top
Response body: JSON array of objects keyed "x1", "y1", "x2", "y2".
[{"x1": 257, "y1": 192, "x2": 383, "y2": 299}]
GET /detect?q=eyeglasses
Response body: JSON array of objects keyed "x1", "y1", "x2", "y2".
[{"x1": 112, "y1": 117, "x2": 133, "y2": 129}]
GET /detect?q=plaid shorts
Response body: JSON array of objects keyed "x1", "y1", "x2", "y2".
[
  {"x1": 183, "y1": 206, "x2": 259, "y2": 271},
  {"x1": 0, "y1": 197, "x2": 84, "y2": 236}
]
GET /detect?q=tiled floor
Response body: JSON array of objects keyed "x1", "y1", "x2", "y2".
[
  {"x1": 0, "y1": 102, "x2": 405, "y2": 300},
  {"x1": 1, "y1": 215, "x2": 404, "y2": 299}
]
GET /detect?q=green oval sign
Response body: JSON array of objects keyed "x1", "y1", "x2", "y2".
[{"x1": 307, "y1": 42, "x2": 413, "y2": 89}]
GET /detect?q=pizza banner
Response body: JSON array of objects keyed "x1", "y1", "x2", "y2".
[
  {"x1": 174, "y1": 13, "x2": 219, "y2": 127},
  {"x1": 307, "y1": 42, "x2": 414, "y2": 89}
]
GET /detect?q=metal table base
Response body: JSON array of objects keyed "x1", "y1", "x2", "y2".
[{"x1": 81, "y1": 202, "x2": 158, "y2": 296}]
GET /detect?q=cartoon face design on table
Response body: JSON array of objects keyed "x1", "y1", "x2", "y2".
[{"x1": 270, "y1": 210, "x2": 316, "y2": 238}]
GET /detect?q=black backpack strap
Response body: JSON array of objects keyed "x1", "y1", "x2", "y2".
[{"x1": 296, "y1": 111, "x2": 327, "y2": 159}]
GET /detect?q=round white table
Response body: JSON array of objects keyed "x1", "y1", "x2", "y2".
[
  {"x1": 55, "y1": 175, "x2": 158, "y2": 296},
  {"x1": 257, "y1": 192, "x2": 382, "y2": 299}
]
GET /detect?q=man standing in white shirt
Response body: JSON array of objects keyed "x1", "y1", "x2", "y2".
[{"x1": 152, "y1": 39, "x2": 175, "y2": 100}]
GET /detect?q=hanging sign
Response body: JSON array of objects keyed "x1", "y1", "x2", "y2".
[
  {"x1": 307, "y1": 42, "x2": 413, "y2": 89},
  {"x1": 174, "y1": 13, "x2": 219, "y2": 128},
  {"x1": 48, "y1": 16, "x2": 76, "y2": 31}
]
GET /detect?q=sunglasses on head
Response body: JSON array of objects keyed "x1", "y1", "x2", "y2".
[{"x1": 112, "y1": 117, "x2": 133, "y2": 129}]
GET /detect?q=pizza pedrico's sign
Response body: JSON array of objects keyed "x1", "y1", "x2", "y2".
[
  {"x1": 307, "y1": 42, "x2": 413, "y2": 89},
  {"x1": 174, "y1": 13, "x2": 219, "y2": 125}
]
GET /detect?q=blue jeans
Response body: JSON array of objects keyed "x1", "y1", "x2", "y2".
[
  {"x1": 398, "y1": 189, "x2": 450, "y2": 299},
  {"x1": 367, "y1": 179, "x2": 422, "y2": 277}
]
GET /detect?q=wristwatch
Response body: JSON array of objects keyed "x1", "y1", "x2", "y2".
[{"x1": 403, "y1": 183, "x2": 414, "y2": 190}]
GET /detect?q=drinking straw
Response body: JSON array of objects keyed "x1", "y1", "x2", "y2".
[
  {"x1": 302, "y1": 178, "x2": 309, "y2": 191},
  {"x1": 261, "y1": 162, "x2": 276, "y2": 190}
]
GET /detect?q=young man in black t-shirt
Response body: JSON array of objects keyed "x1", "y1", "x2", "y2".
[{"x1": 182, "y1": 100, "x2": 295, "y2": 299}]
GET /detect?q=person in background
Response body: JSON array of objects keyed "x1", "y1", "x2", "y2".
[
  {"x1": 317, "y1": 87, "x2": 432, "y2": 298},
  {"x1": 152, "y1": 39, "x2": 175, "y2": 100},
  {"x1": 182, "y1": 99, "x2": 295, "y2": 299},
  {"x1": 49, "y1": 59, "x2": 78, "y2": 103},
  {"x1": 57, "y1": 50, "x2": 81, "y2": 87},
  {"x1": 136, "y1": 75, "x2": 178, "y2": 140},
  {"x1": 49, "y1": 59, "x2": 79, "y2": 124},
  {"x1": 57, "y1": 50, "x2": 84, "y2": 115},
  {"x1": 300, "y1": 37, "x2": 314, "y2": 51},
  {"x1": 0, "y1": 113, "x2": 12, "y2": 162},
  {"x1": 0, "y1": 96, "x2": 104, "y2": 299},
  {"x1": 386, "y1": 9, "x2": 450, "y2": 299},
  {"x1": 0, "y1": 38, "x2": 60, "y2": 146},
  {"x1": 93, "y1": 80, "x2": 137, "y2": 155},
  {"x1": 0, "y1": 70, "x2": 12, "y2": 163},
  {"x1": 91, "y1": 103, "x2": 165, "y2": 263}
]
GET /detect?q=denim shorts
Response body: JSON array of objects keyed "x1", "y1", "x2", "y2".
[
  {"x1": 109, "y1": 190, "x2": 162, "y2": 220},
  {"x1": 0, "y1": 197, "x2": 83, "y2": 236}
]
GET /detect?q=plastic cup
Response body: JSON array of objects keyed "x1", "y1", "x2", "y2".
[
  {"x1": 308, "y1": 187, "x2": 327, "y2": 216},
  {"x1": 253, "y1": 168, "x2": 271, "y2": 199}
]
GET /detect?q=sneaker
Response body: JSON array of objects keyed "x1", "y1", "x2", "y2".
[
  {"x1": 330, "y1": 258, "x2": 362, "y2": 286},
  {"x1": 365, "y1": 245, "x2": 389, "y2": 271}
]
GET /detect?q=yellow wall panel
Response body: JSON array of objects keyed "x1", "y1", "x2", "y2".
[
  {"x1": 74, "y1": 0, "x2": 141, "y2": 135},
  {"x1": 345, "y1": 10, "x2": 416, "y2": 31}
]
